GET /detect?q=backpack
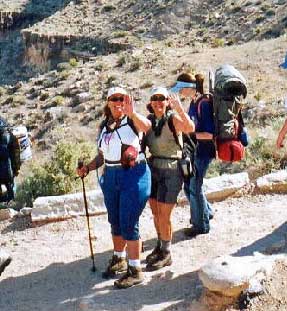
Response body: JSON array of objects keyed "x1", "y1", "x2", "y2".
[
  {"x1": 210, "y1": 64, "x2": 248, "y2": 162},
  {"x1": 0, "y1": 119, "x2": 21, "y2": 184}
]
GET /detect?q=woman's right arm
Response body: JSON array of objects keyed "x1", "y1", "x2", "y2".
[{"x1": 76, "y1": 151, "x2": 104, "y2": 177}]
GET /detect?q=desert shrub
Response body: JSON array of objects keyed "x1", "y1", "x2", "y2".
[
  {"x1": 117, "y1": 54, "x2": 126, "y2": 67},
  {"x1": 106, "y1": 75, "x2": 117, "y2": 87},
  {"x1": 113, "y1": 31, "x2": 128, "y2": 38},
  {"x1": 11, "y1": 95, "x2": 26, "y2": 107},
  {"x1": 69, "y1": 58, "x2": 79, "y2": 67},
  {"x1": 128, "y1": 57, "x2": 141, "y2": 72},
  {"x1": 140, "y1": 81, "x2": 153, "y2": 89},
  {"x1": 15, "y1": 141, "x2": 96, "y2": 207},
  {"x1": 57, "y1": 62, "x2": 71, "y2": 72},
  {"x1": 102, "y1": 5, "x2": 116, "y2": 12},
  {"x1": 58, "y1": 70, "x2": 70, "y2": 81},
  {"x1": 213, "y1": 38, "x2": 225, "y2": 48},
  {"x1": 52, "y1": 95, "x2": 65, "y2": 106}
]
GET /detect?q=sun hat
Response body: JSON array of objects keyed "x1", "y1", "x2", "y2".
[
  {"x1": 107, "y1": 87, "x2": 127, "y2": 99},
  {"x1": 170, "y1": 81, "x2": 197, "y2": 93},
  {"x1": 150, "y1": 87, "x2": 169, "y2": 98}
]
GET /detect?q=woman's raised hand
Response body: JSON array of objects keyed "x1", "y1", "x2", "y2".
[
  {"x1": 123, "y1": 94, "x2": 134, "y2": 117},
  {"x1": 168, "y1": 93, "x2": 185, "y2": 115}
]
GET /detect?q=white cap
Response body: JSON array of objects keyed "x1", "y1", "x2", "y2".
[
  {"x1": 150, "y1": 87, "x2": 169, "y2": 98},
  {"x1": 107, "y1": 87, "x2": 127, "y2": 99}
]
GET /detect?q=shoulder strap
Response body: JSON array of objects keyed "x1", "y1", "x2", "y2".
[
  {"x1": 126, "y1": 117, "x2": 138, "y2": 136},
  {"x1": 167, "y1": 111, "x2": 182, "y2": 149},
  {"x1": 196, "y1": 93, "x2": 213, "y2": 119}
]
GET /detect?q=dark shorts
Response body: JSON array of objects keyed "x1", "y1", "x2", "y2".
[{"x1": 150, "y1": 166, "x2": 183, "y2": 204}]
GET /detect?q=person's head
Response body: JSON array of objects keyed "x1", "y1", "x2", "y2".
[
  {"x1": 147, "y1": 87, "x2": 170, "y2": 117},
  {"x1": 104, "y1": 87, "x2": 128, "y2": 120},
  {"x1": 172, "y1": 72, "x2": 204, "y2": 98}
]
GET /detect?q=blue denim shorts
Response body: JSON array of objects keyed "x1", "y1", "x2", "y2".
[{"x1": 100, "y1": 162, "x2": 151, "y2": 240}]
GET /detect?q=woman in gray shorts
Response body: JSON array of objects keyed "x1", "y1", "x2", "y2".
[{"x1": 144, "y1": 87, "x2": 194, "y2": 270}]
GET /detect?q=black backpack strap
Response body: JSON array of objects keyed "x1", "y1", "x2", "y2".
[{"x1": 167, "y1": 111, "x2": 182, "y2": 148}]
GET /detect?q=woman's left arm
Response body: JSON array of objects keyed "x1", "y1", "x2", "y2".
[
  {"x1": 130, "y1": 112, "x2": 151, "y2": 133},
  {"x1": 124, "y1": 95, "x2": 151, "y2": 133},
  {"x1": 169, "y1": 94, "x2": 195, "y2": 133}
]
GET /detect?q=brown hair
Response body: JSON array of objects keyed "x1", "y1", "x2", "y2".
[{"x1": 176, "y1": 72, "x2": 204, "y2": 94}]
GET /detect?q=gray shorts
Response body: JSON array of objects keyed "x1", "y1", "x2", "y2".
[{"x1": 149, "y1": 165, "x2": 183, "y2": 204}]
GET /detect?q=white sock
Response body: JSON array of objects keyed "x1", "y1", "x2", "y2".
[
  {"x1": 128, "y1": 259, "x2": 141, "y2": 267},
  {"x1": 114, "y1": 251, "x2": 126, "y2": 258}
]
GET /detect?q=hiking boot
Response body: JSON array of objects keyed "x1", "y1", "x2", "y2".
[
  {"x1": 145, "y1": 245, "x2": 161, "y2": 265},
  {"x1": 114, "y1": 265, "x2": 144, "y2": 289},
  {"x1": 0, "y1": 250, "x2": 12, "y2": 276},
  {"x1": 146, "y1": 250, "x2": 172, "y2": 271},
  {"x1": 102, "y1": 255, "x2": 127, "y2": 279},
  {"x1": 184, "y1": 227, "x2": 209, "y2": 238}
]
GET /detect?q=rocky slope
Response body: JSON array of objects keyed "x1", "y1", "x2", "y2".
[{"x1": 0, "y1": 0, "x2": 286, "y2": 83}]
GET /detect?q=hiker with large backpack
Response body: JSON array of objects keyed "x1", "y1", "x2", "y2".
[
  {"x1": 0, "y1": 117, "x2": 21, "y2": 203},
  {"x1": 171, "y1": 73, "x2": 216, "y2": 238},
  {"x1": 144, "y1": 87, "x2": 195, "y2": 270},
  {"x1": 76, "y1": 87, "x2": 151, "y2": 289}
]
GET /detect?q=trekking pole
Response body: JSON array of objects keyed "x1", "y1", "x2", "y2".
[{"x1": 77, "y1": 159, "x2": 96, "y2": 272}]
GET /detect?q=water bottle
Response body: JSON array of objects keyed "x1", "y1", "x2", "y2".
[{"x1": 240, "y1": 127, "x2": 248, "y2": 147}]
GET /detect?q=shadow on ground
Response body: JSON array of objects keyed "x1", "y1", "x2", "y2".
[
  {"x1": 0, "y1": 238, "x2": 200, "y2": 311},
  {"x1": 232, "y1": 221, "x2": 287, "y2": 256}
]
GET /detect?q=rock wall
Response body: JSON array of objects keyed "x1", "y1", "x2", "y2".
[{"x1": 21, "y1": 30, "x2": 131, "y2": 70}]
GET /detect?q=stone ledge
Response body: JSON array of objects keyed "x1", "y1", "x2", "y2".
[
  {"x1": 31, "y1": 189, "x2": 106, "y2": 223},
  {"x1": 255, "y1": 170, "x2": 287, "y2": 194}
]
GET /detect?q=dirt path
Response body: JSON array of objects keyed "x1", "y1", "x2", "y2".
[{"x1": 0, "y1": 193, "x2": 287, "y2": 311}]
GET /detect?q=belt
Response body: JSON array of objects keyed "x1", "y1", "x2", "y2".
[{"x1": 105, "y1": 159, "x2": 147, "y2": 168}]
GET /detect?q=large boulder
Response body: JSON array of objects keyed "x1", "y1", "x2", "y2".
[
  {"x1": 198, "y1": 253, "x2": 287, "y2": 298},
  {"x1": 31, "y1": 189, "x2": 106, "y2": 223},
  {"x1": 204, "y1": 172, "x2": 250, "y2": 202},
  {"x1": 256, "y1": 170, "x2": 287, "y2": 194}
]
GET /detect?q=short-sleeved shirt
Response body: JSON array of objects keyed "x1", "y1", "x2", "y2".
[
  {"x1": 188, "y1": 99, "x2": 215, "y2": 134},
  {"x1": 188, "y1": 98, "x2": 216, "y2": 159},
  {"x1": 98, "y1": 116, "x2": 143, "y2": 163}
]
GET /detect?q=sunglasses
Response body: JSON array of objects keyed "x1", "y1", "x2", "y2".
[
  {"x1": 150, "y1": 95, "x2": 166, "y2": 102},
  {"x1": 109, "y1": 96, "x2": 124, "y2": 102}
]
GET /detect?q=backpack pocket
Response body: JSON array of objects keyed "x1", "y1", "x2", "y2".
[{"x1": 217, "y1": 139, "x2": 244, "y2": 162}]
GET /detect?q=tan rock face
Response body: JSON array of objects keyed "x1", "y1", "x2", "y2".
[
  {"x1": 256, "y1": 170, "x2": 287, "y2": 194},
  {"x1": 204, "y1": 172, "x2": 250, "y2": 202}
]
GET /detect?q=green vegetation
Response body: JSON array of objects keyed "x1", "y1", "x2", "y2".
[
  {"x1": 16, "y1": 141, "x2": 96, "y2": 207},
  {"x1": 52, "y1": 95, "x2": 65, "y2": 106},
  {"x1": 213, "y1": 38, "x2": 225, "y2": 48},
  {"x1": 69, "y1": 58, "x2": 79, "y2": 67}
]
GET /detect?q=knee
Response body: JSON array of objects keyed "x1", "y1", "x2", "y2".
[
  {"x1": 111, "y1": 224, "x2": 121, "y2": 236},
  {"x1": 121, "y1": 225, "x2": 139, "y2": 241}
]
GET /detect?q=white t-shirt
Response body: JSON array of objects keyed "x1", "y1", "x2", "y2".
[{"x1": 98, "y1": 116, "x2": 142, "y2": 163}]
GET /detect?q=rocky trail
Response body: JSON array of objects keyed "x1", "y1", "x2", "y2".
[{"x1": 0, "y1": 192, "x2": 286, "y2": 311}]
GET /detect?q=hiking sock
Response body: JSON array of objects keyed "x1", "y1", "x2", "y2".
[
  {"x1": 156, "y1": 239, "x2": 162, "y2": 249},
  {"x1": 128, "y1": 259, "x2": 141, "y2": 267},
  {"x1": 161, "y1": 240, "x2": 171, "y2": 253},
  {"x1": 114, "y1": 250, "x2": 126, "y2": 258}
]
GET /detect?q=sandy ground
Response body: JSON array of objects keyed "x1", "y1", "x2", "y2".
[{"x1": 0, "y1": 193, "x2": 287, "y2": 311}]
